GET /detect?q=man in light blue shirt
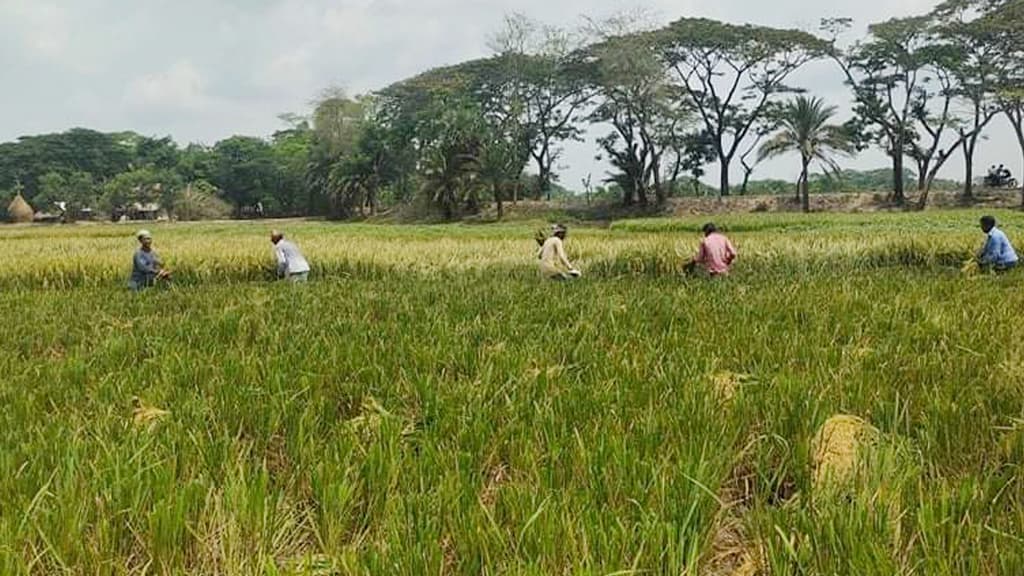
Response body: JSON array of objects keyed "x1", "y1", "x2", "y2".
[{"x1": 978, "y1": 216, "x2": 1019, "y2": 272}]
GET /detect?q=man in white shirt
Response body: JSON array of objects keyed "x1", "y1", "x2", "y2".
[
  {"x1": 271, "y1": 230, "x2": 311, "y2": 283},
  {"x1": 538, "y1": 224, "x2": 581, "y2": 280}
]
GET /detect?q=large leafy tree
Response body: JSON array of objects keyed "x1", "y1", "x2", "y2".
[
  {"x1": 657, "y1": 18, "x2": 827, "y2": 196},
  {"x1": 587, "y1": 28, "x2": 690, "y2": 206},
  {"x1": 433, "y1": 56, "x2": 533, "y2": 212},
  {"x1": 417, "y1": 99, "x2": 487, "y2": 219},
  {"x1": 758, "y1": 96, "x2": 854, "y2": 212},
  {"x1": 131, "y1": 135, "x2": 180, "y2": 171},
  {"x1": 490, "y1": 15, "x2": 593, "y2": 200},
  {"x1": 307, "y1": 92, "x2": 407, "y2": 218},
  {"x1": 100, "y1": 167, "x2": 182, "y2": 217},
  {"x1": 904, "y1": 43, "x2": 959, "y2": 194},
  {"x1": 175, "y1": 143, "x2": 215, "y2": 184},
  {"x1": 827, "y1": 16, "x2": 938, "y2": 204},
  {"x1": 377, "y1": 57, "x2": 531, "y2": 217},
  {"x1": 270, "y1": 118, "x2": 313, "y2": 216},
  {"x1": 307, "y1": 92, "x2": 369, "y2": 217},
  {"x1": 0, "y1": 129, "x2": 134, "y2": 197},
  {"x1": 915, "y1": 1, "x2": 1004, "y2": 206},
  {"x1": 476, "y1": 117, "x2": 530, "y2": 219},
  {"x1": 209, "y1": 136, "x2": 278, "y2": 215},
  {"x1": 34, "y1": 171, "x2": 98, "y2": 220}
]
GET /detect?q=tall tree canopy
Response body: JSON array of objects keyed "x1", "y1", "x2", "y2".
[
  {"x1": 587, "y1": 28, "x2": 690, "y2": 205},
  {"x1": 657, "y1": 18, "x2": 828, "y2": 196}
]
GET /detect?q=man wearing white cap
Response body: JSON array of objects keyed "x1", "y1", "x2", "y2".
[
  {"x1": 271, "y1": 230, "x2": 310, "y2": 283},
  {"x1": 128, "y1": 230, "x2": 171, "y2": 291},
  {"x1": 538, "y1": 224, "x2": 581, "y2": 280}
]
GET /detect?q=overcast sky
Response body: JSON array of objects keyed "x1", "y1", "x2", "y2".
[{"x1": 2, "y1": 0, "x2": 1018, "y2": 188}]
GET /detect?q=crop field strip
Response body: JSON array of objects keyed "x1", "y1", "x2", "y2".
[{"x1": 0, "y1": 211, "x2": 1021, "y2": 574}]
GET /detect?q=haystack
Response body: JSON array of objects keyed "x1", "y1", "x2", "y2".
[
  {"x1": 7, "y1": 194, "x2": 34, "y2": 223},
  {"x1": 811, "y1": 414, "x2": 879, "y2": 488}
]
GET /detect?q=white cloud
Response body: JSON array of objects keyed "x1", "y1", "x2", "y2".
[
  {"x1": 323, "y1": 2, "x2": 380, "y2": 46},
  {"x1": 263, "y1": 47, "x2": 314, "y2": 89},
  {"x1": 126, "y1": 61, "x2": 209, "y2": 110},
  {"x1": 1, "y1": 0, "x2": 70, "y2": 58}
]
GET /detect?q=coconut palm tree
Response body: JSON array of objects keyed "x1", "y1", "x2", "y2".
[{"x1": 758, "y1": 96, "x2": 854, "y2": 212}]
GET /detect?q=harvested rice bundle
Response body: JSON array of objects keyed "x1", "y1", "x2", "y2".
[{"x1": 811, "y1": 414, "x2": 880, "y2": 488}]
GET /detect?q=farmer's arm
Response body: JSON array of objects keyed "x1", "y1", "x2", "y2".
[
  {"x1": 557, "y1": 239, "x2": 574, "y2": 270},
  {"x1": 693, "y1": 241, "x2": 707, "y2": 264},
  {"x1": 978, "y1": 236, "x2": 994, "y2": 263},
  {"x1": 154, "y1": 256, "x2": 171, "y2": 278}
]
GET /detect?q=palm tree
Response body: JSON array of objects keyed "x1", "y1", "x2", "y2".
[{"x1": 758, "y1": 96, "x2": 854, "y2": 213}]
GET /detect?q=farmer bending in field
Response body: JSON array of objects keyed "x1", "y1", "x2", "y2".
[
  {"x1": 271, "y1": 230, "x2": 311, "y2": 282},
  {"x1": 128, "y1": 230, "x2": 171, "y2": 291},
  {"x1": 538, "y1": 224, "x2": 581, "y2": 280},
  {"x1": 976, "y1": 215, "x2": 1019, "y2": 272},
  {"x1": 685, "y1": 223, "x2": 737, "y2": 277}
]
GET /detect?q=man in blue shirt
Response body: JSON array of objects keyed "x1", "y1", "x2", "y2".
[
  {"x1": 977, "y1": 216, "x2": 1019, "y2": 272},
  {"x1": 128, "y1": 230, "x2": 172, "y2": 290}
]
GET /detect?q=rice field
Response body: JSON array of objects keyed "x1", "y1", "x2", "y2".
[{"x1": 0, "y1": 211, "x2": 1022, "y2": 575}]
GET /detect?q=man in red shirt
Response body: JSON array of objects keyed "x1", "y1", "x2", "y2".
[{"x1": 686, "y1": 223, "x2": 737, "y2": 276}]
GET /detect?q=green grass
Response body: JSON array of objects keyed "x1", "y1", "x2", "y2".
[{"x1": 0, "y1": 212, "x2": 1022, "y2": 574}]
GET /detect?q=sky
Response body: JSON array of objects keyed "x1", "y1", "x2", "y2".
[{"x1": 1, "y1": 0, "x2": 1019, "y2": 189}]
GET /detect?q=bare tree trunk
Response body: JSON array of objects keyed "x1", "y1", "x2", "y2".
[
  {"x1": 916, "y1": 159, "x2": 928, "y2": 192},
  {"x1": 636, "y1": 174, "x2": 648, "y2": 206},
  {"x1": 800, "y1": 159, "x2": 810, "y2": 213},
  {"x1": 741, "y1": 167, "x2": 753, "y2": 195},
  {"x1": 892, "y1": 151, "x2": 905, "y2": 205},
  {"x1": 532, "y1": 146, "x2": 551, "y2": 201},
  {"x1": 622, "y1": 181, "x2": 634, "y2": 206},
  {"x1": 494, "y1": 183, "x2": 504, "y2": 220},
  {"x1": 961, "y1": 134, "x2": 976, "y2": 200},
  {"x1": 1008, "y1": 108, "x2": 1024, "y2": 208},
  {"x1": 719, "y1": 161, "x2": 732, "y2": 197},
  {"x1": 653, "y1": 156, "x2": 666, "y2": 205},
  {"x1": 443, "y1": 185, "x2": 454, "y2": 220}
]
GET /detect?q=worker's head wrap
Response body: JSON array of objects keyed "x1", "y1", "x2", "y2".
[
  {"x1": 136, "y1": 229, "x2": 152, "y2": 240},
  {"x1": 552, "y1": 224, "x2": 567, "y2": 235}
]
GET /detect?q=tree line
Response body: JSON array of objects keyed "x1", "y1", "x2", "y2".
[{"x1": 3, "y1": 0, "x2": 1024, "y2": 220}]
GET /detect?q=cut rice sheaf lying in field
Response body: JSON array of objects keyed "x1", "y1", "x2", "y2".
[{"x1": 811, "y1": 415, "x2": 881, "y2": 489}]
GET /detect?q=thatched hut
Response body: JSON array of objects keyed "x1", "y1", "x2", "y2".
[{"x1": 7, "y1": 194, "x2": 34, "y2": 223}]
